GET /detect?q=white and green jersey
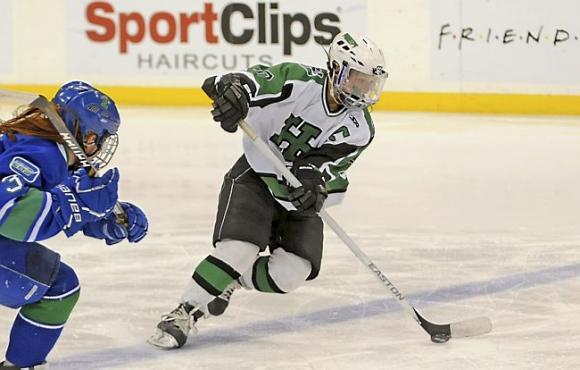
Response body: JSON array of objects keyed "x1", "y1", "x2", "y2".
[{"x1": 218, "y1": 62, "x2": 375, "y2": 210}]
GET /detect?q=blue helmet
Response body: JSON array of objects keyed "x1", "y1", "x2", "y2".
[
  {"x1": 52, "y1": 81, "x2": 120, "y2": 168},
  {"x1": 52, "y1": 81, "x2": 120, "y2": 142}
]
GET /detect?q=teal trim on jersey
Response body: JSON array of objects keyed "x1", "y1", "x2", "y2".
[
  {"x1": 249, "y1": 63, "x2": 326, "y2": 96},
  {"x1": 21, "y1": 290, "x2": 80, "y2": 326},
  {"x1": 0, "y1": 188, "x2": 44, "y2": 241}
]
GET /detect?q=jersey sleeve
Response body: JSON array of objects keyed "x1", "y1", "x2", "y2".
[
  {"x1": 296, "y1": 143, "x2": 368, "y2": 192},
  {"x1": 295, "y1": 108, "x2": 374, "y2": 206},
  {"x1": 204, "y1": 63, "x2": 324, "y2": 108},
  {"x1": 0, "y1": 136, "x2": 69, "y2": 241},
  {"x1": 0, "y1": 175, "x2": 62, "y2": 242},
  {"x1": 247, "y1": 63, "x2": 326, "y2": 105}
]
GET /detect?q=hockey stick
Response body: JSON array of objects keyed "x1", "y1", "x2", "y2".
[
  {"x1": 0, "y1": 88, "x2": 127, "y2": 223},
  {"x1": 0, "y1": 88, "x2": 38, "y2": 103},
  {"x1": 238, "y1": 119, "x2": 492, "y2": 343}
]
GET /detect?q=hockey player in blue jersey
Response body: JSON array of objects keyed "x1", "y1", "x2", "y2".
[
  {"x1": 0, "y1": 81, "x2": 148, "y2": 369},
  {"x1": 148, "y1": 32, "x2": 387, "y2": 349}
]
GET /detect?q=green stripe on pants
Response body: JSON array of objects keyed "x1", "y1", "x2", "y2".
[{"x1": 21, "y1": 290, "x2": 80, "y2": 326}]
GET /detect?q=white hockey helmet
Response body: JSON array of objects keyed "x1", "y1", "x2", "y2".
[{"x1": 328, "y1": 32, "x2": 387, "y2": 109}]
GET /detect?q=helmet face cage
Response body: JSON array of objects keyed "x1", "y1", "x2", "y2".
[
  {"x1": 328, "y1": 32, "x2": 387, "y2": 109},
  {"x1": 89, "y1": 132, "x2": 118, "y2": 169},
  {"x1": 53, "y1": 81, "x2": 121, "y2": 168}
]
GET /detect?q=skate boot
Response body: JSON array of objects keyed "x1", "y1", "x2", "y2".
[
  {"x1": 0, "y1": 361, "x2": 48, "y2": 369},
  {"x1": 207, "y1": 279, "x2": 242, "y2": 316},
  {"x1": 147, "y1": 303, "x2": 205, "y2": 349}
]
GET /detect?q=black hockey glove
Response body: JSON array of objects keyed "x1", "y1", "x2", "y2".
[
  {"x1": 202, "y1": 74, "x2": 250, "y2": 133},
  {"x1": 288, "y1": 164, "x2": 328, "y2": 215}
]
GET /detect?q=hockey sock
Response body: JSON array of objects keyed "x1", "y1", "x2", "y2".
[
  {"x1": 192, "y1": 255, "x2": 241, "y2": 297},
  {"x1": 248, "y1": 249, "x2": 312, "y2": 293},
  {"x1": 251, "y1": 256, "x2": 285, "y2": 293},
  {"x1": 6, "y1": 262, "x2": 80, "y2": 367},
  {"x1": 182, "y1": 240, "x2": 259, "y2": 304}
]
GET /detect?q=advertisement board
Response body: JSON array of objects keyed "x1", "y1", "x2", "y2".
[
  {"x1": 432, "y1": 0, "x2": 580, "y2": 84},
  {"x1": 68, "y1": 0, "x2": 367, "y2": 82},
  {"x1": 0, "y1": 1, "x2": 13, "y2": 74}
]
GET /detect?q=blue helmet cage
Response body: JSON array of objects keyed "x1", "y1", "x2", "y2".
[{"x1": 52, "y1": 81, "x2": 120, "y2": 168}]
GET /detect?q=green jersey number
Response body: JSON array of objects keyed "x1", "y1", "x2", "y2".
[{"x1": 270, "y1": 114, "x2": 322, "y2": 162}]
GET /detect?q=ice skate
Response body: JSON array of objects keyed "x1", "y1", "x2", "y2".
[
  {"x1": 147, "y1": 303, "x2": 205, "y2": 349},
  {"x1": 207, "y1": 279, "x2": 242, "y2": 316},
  {"x1": 0, "y1": 360, "x2": 48, "y2": 369}
]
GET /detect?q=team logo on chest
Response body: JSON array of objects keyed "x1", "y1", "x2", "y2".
[{"x1": 270, "y1": 114, "x2": 322, "y2": 162}]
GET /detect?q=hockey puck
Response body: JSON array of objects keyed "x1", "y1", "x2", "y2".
[{"x1": 431, "y1": 333, "x2": 451, "y2": 343}]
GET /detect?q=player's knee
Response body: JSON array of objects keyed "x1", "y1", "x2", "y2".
[
  {"x1": 212, "y1": 239, "x2": 260, "y2": 273},
  {"x1": 20, "y1": 262, "x2": 81, "y2": 327},
  {"x1": 46, "y1": 262, "x2": 80, "y2": 297},
  {"x1": 267, "y1": 248, "x2": 312, "y2": 293}
]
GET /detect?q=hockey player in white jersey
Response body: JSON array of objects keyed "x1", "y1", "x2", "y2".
[{"x1": 149, "y1": 31, "x2": 387, "y2": 349}]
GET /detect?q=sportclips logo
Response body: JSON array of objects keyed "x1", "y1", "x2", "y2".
[{"x1": 84, "y1": 1, "x2": 341, "y2": 71}]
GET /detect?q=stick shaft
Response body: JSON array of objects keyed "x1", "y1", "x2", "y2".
[{"x1": 0, "y1": 89, "x2": 38, "y2": 103}]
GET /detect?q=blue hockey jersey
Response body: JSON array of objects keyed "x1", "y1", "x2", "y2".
[{"x1": 0, "y1": 134, "x2": 69, "y2": 241}]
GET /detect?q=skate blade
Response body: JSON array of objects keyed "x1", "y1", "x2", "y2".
[{"x1": 147, "y1": 329, "x2": 180, "y2": 349}]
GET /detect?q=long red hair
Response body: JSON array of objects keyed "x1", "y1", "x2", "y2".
[{"x1": 0, "y1": 105, "x2": 68, "y2": 143}]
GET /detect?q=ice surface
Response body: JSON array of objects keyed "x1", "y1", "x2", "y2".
[{"x1": 1, "y1": 108, "x2": 579, "y2": 369}]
